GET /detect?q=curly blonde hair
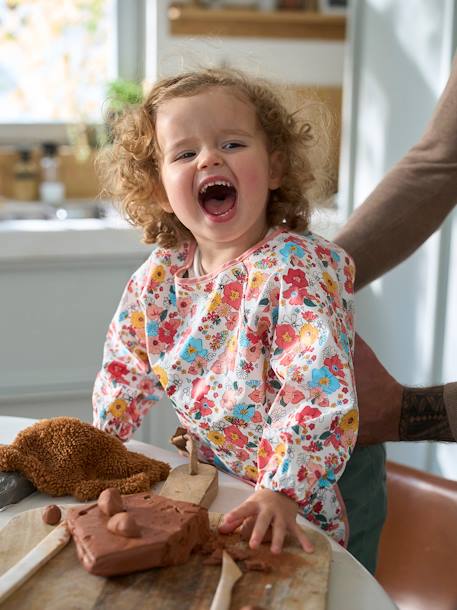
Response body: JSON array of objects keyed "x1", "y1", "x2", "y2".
[{"x1": 98, "y1": 67, "x2": 326, "y2": 247}]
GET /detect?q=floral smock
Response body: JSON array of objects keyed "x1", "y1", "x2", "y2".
[{"x1": 93, "y1": 228, "x2": 358, "y2": 545}]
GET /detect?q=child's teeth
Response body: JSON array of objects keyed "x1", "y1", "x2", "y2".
[{"x1": 200, "y1": 180, "x2": 231, "y2": 195}]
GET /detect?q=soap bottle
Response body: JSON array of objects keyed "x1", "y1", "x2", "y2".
[
  {"x1": 12, "y1": 149, "x2": 38, "y2": 201},
  {"x1": 39, "y1": 142, "x2": 65, "y2": 205}
]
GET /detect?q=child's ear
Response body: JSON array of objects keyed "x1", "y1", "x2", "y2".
[
  {"x1": 159, "y1": 199, "x2": 173, "y2": 213},
  {"x1": 157, "y1": 182, "x2": 173, "y2": 213},
  {"x1": 268, "y1": 151, "x2": 283, "y2": 190}
]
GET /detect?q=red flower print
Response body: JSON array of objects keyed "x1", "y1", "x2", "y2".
[
  {"x1": 280, "y1": 487, "x2": 298, "y2": 502},
  {"x1": 107, "y1": 360, "x2": 129, "y2": 383},
  {"x1": 313, "y1": 501, "x2": 323, "y2": 513},
  {"x1": 284, "y1": 268, "x2": 309, "y2": 289},
  {"x1": 222, "y1": 281, "x2": 243, "y2": 309},
  {"x1": 191, "y1": 377, "x2": 210, "y2": 400},
  {"x1": 257, "y1": 438, "x2": 273, "y2": 469},
  {"x1": 276, "y1": 324, "x2": 297, "y2": 350},
  {"x1": 315, "y1": 244, "x2": 331, "y2": 259},
  {"x1": 344, "y1": 264, "x2": 354, "y2": 294},
  {"x1": 158, "y1": 319, "x2": 180, "y2": 346},
  {"x1": 223, "y1": 424, "x2": 248, "y2": 448},
  {"x1": 282, "y1": 385, "x2": 305, "y2": 404},
  {"x1": 296, "y1": 406, "x2": 322, "y2": 426},
  {"x1": 193, "y1": 398, "x2": 214, "y2": 417},
  {"x1": 324, "y1": 355, "x2": 345, "y2": 378}
]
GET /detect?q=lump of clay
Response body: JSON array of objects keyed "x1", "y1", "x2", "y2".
[
  {"x1": 66, "y1": 492, "x2": 210, "y2": 576},
  {"x1": 107, "y1": 512, "x2": 141, "y2": 538},
  {"x1": 42, "y1": 504, "x2": 62, "y2": 525},
  {"x1": 97, "y1": 487, "x2": 123, "y2": 516}
]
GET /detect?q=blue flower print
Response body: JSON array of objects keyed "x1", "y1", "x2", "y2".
[
  {"x1": 181, "y1": 337, "x2": 208, "y2": 362},
  {"x1": 239, "y1": 331, "x2": 250, "y2": 349},
  {"x1": 318, "y1": 468, "x2": 336, "y2": 489},
  {"x1": 169, "y1": 285, "x2": 177, "y2": 306},
  {"x1": 280, "y1": 458, "x2": 290, "y2": 475},
  {"x1": 339, "y1": 331, "x2": 350, "y2": 355},
  {"x1": 119, "y1": 310, "x2": 128, "y2": 322},
  {"x1": 330, "y1": 250, "x2": 341, "y2": 263},
  {"x1": 279, "y1": 242, "x2": 305, "y2": 261},
  {"x1": 147, "y1": 320, "x2": 159, "y2": 337},
  {"x1": 310, "y1": 366, "x2": 340, "y2": 394},
  {"x1": 233, "y1": 403, "x2": 255, "y2": 422}
]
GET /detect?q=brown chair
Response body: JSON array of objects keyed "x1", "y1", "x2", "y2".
[{"x1": 376, "y1": 460, "x2": 457, "y2": 610}]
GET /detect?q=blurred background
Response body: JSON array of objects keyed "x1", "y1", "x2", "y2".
[{"x1": 0, "y1": 0, "x2": 456, "y2": 480}]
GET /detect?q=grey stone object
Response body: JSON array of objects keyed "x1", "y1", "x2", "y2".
[{"x1": 0, "y1": 472, "x2": 36, "y2": 508}]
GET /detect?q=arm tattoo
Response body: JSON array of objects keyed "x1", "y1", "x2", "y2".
[{"x1": 400, "y1": 385, "x2": 454, "y2": 442}]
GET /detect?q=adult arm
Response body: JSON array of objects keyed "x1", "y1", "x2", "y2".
[
  {"x1": 335, "y1": 55, "x2": 457, "y2": 291},
  {"x1": 354, "y1": 335, "x2": 456, "y2": 443}
]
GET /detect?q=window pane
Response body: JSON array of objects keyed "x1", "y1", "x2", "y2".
[{"x1": 0, "y1": 0, "x2": 117, "y2": 124}]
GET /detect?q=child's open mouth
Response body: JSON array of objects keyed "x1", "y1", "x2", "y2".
[{"x1": 198, "y1": 180, "x2": 237, "y2": 219}]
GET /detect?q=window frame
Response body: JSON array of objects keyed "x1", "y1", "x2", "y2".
[{"x1": 0, "y1": 0, "x2": 146, "y2": 146}]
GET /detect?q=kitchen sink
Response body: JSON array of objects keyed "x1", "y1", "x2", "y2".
[{"x1": 0, "y1": 199, "x2": 116, "y2": 221}]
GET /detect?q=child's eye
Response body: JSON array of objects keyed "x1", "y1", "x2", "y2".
[
  {"x1": 175, "y1": 151, "x2": 195, "y2": 161},
  {"x1": 222, "y1": 142, "x2": 245, "y2": 150}
]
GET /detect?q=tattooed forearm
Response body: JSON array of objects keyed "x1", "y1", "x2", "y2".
[{"x1": 400, "y1": 385, "x2": 454, "y2": 442}]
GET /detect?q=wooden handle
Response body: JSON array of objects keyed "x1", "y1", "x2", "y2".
[
  {"x1": 209, "y1": 550, "x2": 243, "y2": 610},
  {"x1": 0, "y1": 521, "x2": 71, "y2": 604}
]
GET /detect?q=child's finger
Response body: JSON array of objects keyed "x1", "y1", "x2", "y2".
[
  {"x1": 270, "y1": 519, "x2": 287, "y2": 554},
  {"x1": 293, "y1": 523, "x2": 314, "y2": 553},
  {"x1": 219, "y1": 503, "x2": 256, "y2": 533},
  {"x1": 249, "y1": 511, "x2": 272, "y2": 549},
  {"x1": 218, "y1": 515, "x2": 244, "y2": 533}
]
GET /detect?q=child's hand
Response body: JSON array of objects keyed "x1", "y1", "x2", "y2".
[{"x1": 218, "y1": 488, "x2": 314, "y2": 555}]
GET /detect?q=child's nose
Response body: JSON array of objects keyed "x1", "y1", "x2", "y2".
[{"x1": 197, "y1": 148, "x2": 223, "y2": 170}]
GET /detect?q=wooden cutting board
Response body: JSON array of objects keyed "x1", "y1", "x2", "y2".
[{"x1": 0, "y1": 505, "x2": 330, "y2": 609}]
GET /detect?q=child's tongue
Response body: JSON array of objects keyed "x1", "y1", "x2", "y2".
[{"x1": 203, "y1": 192, "x2": 236, "y2": 216}]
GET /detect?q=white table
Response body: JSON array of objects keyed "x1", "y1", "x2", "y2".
[{"x1": 0, "y1": 416, "x2": 396, "y2": 610}]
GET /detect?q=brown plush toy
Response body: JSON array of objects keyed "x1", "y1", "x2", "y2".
[{"x1": 0, "y1": 417, "x2": 170, "y2": 501}]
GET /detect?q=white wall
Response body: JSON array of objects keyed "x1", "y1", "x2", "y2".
[
  {"x1": 340, "y1": 0, "x2": 457, "y2": 476},
  {"x1": 147, "y1": 0, "x2": 345, "y2": 85}
]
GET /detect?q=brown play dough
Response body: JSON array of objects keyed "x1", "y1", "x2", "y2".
[
  {"x1": 98, "y1": 487, "x2": 124, "y2": 516},
  {"x1": 66, "y1": 492, "x2": 210, "y2": 576},
  {"x1": 42, "y1": 504, "x2": 62, "y2": 525},
  {"x1": 106, "y1": 512, "x2": 141, "y2": 538}
]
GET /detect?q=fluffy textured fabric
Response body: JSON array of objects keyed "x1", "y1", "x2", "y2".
[{"x1": 0, "y1": 417, "x2": 170, "y2": 500}]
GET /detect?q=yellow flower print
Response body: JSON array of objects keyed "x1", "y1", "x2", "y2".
[
  {"x1": 227, "y1": 335, "x2": 237, "y2": 352},
  {"x1": 244, "y1": 464, "x2": 258, "y2": 481},
  {"x1": 274, "y1": 443, "x2": 286, "y2": 458},
  {"x1": 208, "y1": 293, "x2": 222, "y2": 313},
  {"x1": 134, "y1": 347, "x2": 149, "y2": 365},
  {"x1": 300, "y1": 323, "x2": 319, "y2": 346},
  {"x1": 249, "y1": 271, "x2": 264, "y2": 288},
  {"x1": 108, "y1": 399, "x2": 127, "y2": 418},
  {"x1": 131, "y1": 311, "x2": 145, "y2": 329},
  {"x1": 340, "y1": 409, "x2": 359, "y2": 432},
  {"x1": 323, "y1": 271, "x2": 338, "y2": 295},
  {"x1": 152, "y1": 364, "x2": 168, "y2": 388},
  {"x1": 208, "y1": 431, "x2": 225, "y2": 446},
  {"x1": 151, "y1": 265, "x2": 165, "y2": 283}
]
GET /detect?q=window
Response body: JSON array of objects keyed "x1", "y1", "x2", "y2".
[{"x1": 0, "y1": 0, "x2": 145, "y2": 144}]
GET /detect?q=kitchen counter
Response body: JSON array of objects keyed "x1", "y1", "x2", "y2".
[{"x1": 0, "y1": 203, "x2": 341, "y2": 261}]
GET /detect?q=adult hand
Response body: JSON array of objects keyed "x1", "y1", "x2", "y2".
[
  {"x1": 218, "y1": 488, "x2": 314, "y2": 555},
  {"x1": 354, "y1": 333, "x2": 404, "y2": 444}
]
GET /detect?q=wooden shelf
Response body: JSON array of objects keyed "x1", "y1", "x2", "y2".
[{"x1": 168, "y1": 5, "x2": 346, "y2": 40}]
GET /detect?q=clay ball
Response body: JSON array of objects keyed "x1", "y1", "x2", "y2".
[
  {"x1": 106, "y1": 512, "x2": 141, "y2": 538},
  {"x1": 42, "y1": 504, "x2": 62, "y2": 525},
  {"x1": 98, "y1": 487, "x2": 124, "y2": 517}
]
